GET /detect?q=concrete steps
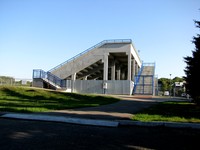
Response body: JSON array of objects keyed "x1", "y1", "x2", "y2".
[{"x1": 49, "y1": 40, "x2": 136, "y2": 80}]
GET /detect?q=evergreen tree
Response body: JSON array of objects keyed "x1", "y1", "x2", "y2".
[{"x1": 184, "y1": 20, "x2": 200, "y2": 104}]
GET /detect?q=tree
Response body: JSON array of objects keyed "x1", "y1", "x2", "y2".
[
  {"x1": 159, "y1": 77, "x2": 184, "y2": 96},
  {"x1": 172, "y1": 77, "x2": 184, "y2": 83},
  {"x1": 158, "y1": 78, "x2": 170, "y2": 93},
  {"x1": 184, "y1": 20, "x2": 200, "y2": 104},
  {"x1": 0, "y1": 76, "x2": 15, "y2": 85}
]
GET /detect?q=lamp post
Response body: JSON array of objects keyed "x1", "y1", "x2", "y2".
[{"x1": 169, "y1": 74, "x2": 172, "y2": 97}]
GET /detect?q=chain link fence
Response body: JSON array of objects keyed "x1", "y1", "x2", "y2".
[{"x1": 0, "y1": 76, "x2": 32, "y2": 86}]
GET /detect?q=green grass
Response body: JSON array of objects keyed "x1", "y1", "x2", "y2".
[
  {"x1": 0, "y1": 86, "x2": 119, "y2": 113},
  {"x1": 132, "y1": 101, "x2": 200, "y2": 123}
]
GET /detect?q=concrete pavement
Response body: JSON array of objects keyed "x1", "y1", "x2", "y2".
[{"x1": 40, "y1": 95, "x2": 165, "y2": 120}]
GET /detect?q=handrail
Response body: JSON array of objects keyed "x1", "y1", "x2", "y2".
[
  {"x1": 142, "y1": 62, "x2": 155, "y2": 66},
  {"x1": 33, "y1": 69, "x2": 66, "y2": 88},
  {"x1": 48, "y1": 39, "x2": 132, "y2": 72},
  {"x1": 133, "y1": 62, "x2": 156, "y2": 94},
  {"x1": 134, "y1": 63, "x2": 144, "y2": 93}
]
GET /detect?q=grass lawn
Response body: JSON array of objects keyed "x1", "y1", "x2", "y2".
[
  {"x1": 0, "y1": 86, "x2": 119, "y2": 113},
  {"x1": 132, "y1": 101, "x2": 200, "y2": 123}
]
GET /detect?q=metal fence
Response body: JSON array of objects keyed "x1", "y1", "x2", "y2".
[{"x1": 134, "y1": 75, "x2": 154, "y2": 95}]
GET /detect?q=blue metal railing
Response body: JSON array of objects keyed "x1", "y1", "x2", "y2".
[
  {"x1": 133, "y1": 63, "x2": 144, "y2": 93},
  {"x1": 48, "y1": 39, "x2": 132, "y2": 72},
  {"x1": 33, "y1": 69, "x2": 46, "y2": 79},
  {"x1": 133, "y1": 62, "x2": 156, "y2": 95},
  {"x1": 33, "y1": 69, "x2": 66, "y2": 88},
  {"x1": 140, "y1": 62, "x2": 156, "y2": 94}
]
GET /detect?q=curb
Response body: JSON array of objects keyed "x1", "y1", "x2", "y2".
[
  {"x1": 1, "y1": 113, "x2": 119, "y2": 127},
  {"x1": 1, "y1": 113, "x2": 200, "y2": 129},
  {"x1": 118, "y1": 120, "x2": 200, "y2": 129}
]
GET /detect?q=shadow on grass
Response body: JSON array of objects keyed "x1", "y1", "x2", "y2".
[
  {"x1": 0, "y1": 107, "x2": 33, "y2": 113},
  {"x1": 0, "y1": 87, "x2": 119, "y2": 113},
  {"x1": 135, "y1": 101, "x2": 200, "y2": 121},
  {"x1": 1, "y1": 87, "x2": 48, "y2": 100},
  {"x1": 1, "y1": 87, "x2": 118, "y2": 102}
]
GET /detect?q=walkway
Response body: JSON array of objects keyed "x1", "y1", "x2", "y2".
[{"x1": 42, "y1": 95, "x2": 162, "y2": 120}]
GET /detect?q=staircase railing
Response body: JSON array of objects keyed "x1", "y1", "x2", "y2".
[
  {"x1": 133, "y1": 62, "x2": 156, "y2": 95},
  {"x1": 48, "y1": 39, "x2": 132, "y2": 72},
  {"x1": 133, "y1": 63, "x2": 144, "y2": 93},
  {"x1": 33, "y1": 69, "x2": 66, "y2": 88},
  {"x1": 142, "y1": 62, "x2": 156, "y2": 66}
]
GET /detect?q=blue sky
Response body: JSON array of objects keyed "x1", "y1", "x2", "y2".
[{"x1": 0, "y1": 0, "x2": 199, "y2": 79}]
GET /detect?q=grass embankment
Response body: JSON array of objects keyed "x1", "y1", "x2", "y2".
[
  {"x1": 132, "y1": 101, "x2": 200, "y2": 123},
  {"x1": 0, "y1": 86, "x2": 119, "y2": 113}
]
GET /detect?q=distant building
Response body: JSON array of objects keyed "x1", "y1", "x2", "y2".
[{"x1": 173, "y1": 81, "x2": 185, "y2": 96}]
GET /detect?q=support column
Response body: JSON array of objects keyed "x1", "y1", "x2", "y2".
[
  {"x1": 138, "y1": 65, "x2": 140, "y2": 74},
  {"x1": 103, "y1": 53, "x2": 109, "y2": 81},
  {"x1": 71, "y1": 73, "x2": 76, "y2": 93},
  {"x1": 127, "y1": 52, "x2": 131, "y2": 80},
  {"x1": 111, "y1": 60, "x2": 115, "y2": 80},
  {"x1": 121, "y1": 70, "x2": 125, "y2": 80},
  {"x1": 135, "y1": 63, "x2": 138, "y2": 75},
  {"x1": 83, "y1": 76, "x2": 88, "y2": 80},
  {"x1": 116, "y1": 66, "x2": 121, "y2": 80},
  {"x1": 71, "y1": 73, "x2": 76, "y2": 80},
  {"x1": 132, "y1": 58, "x2": 135, "y2": 81}
]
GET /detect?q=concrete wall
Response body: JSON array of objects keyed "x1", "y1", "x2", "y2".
[
  {"x1": 73, "y1": 80, "x2": 133, "y2": 95},
  {"x1": 106, "y1": 80, "x2": 134, "y2": 95},
  {"x1": 74, "y1": 80, "x2": 103, "y2": 94},
  {"x1": 32, "y1": 78, "x2": 43, "y2": 88},
  {"x1": 32, "y1": 79, "x2": 134, "y2": 95}
]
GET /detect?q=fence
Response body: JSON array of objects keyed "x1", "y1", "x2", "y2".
[
  {"x1": 0, "y1": 77, "x2": 32, "y2": 86},
  {"x1": 134, "y1": 75, "x2": 154, "y2": 95},
  {"x1": 73, "y1": 80, "x2": 133, "y2": 95}
]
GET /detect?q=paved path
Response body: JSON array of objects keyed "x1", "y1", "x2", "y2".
[{"x1": 36, "y1": 96, "x2": 180, "y2": 120}]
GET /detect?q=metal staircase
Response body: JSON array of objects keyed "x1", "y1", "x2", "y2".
[
  {"x1": 133, "y1": 63, "x2": 155, "y2": 95},
  {"x1": 33, "y1": 69, "x2": 66, "y2": 89}
]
